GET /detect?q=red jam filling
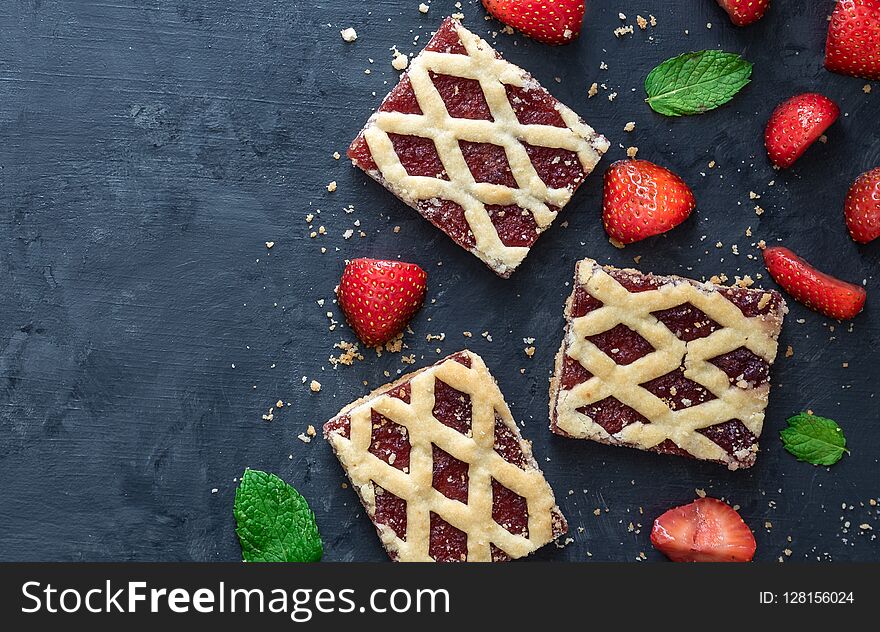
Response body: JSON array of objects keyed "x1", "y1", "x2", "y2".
[
  {"x1": 387, "y1": 382, "x2": 411, "y2": 404},
  {"x1": 570, "y1": 286, "x2": 603, "y2": 317},
  {"x1": 607, "y1": 268, "x2": 665, "y2": 293},
  {"x1": 522, "y1": 142, "x2": 584, "y2": 190},
  {"x1": 652, "y1": 439, "x2": 692, "y2": 458},
  {"x1": 423, "y1": 20, "x2": 469, "y2": 55},
  {"x1": 432, "y1": 444, "x2": 469, "y2": 504},
  {"x1": 504, "y1": 84, "x2": 566, "y2": 127},
  {"x1": 458, "y1": 141, "x2": 517, "y2": 187},
  {"x1": 587, "y1": 323, "x2": 655, "y2": 365},
  {"x1": 429, "y1": 71, "x2": 493, "y2": 121},
  {"x1": 651, "y1": 303, "x2": 721, "y2": 342},
  {"x1": 449, "y1": 351, "x2": 472, "y2": 368},
  {"x1": 709, "y1": 347, "x2": 770, "y2": 386},
  {"x1": 368, "y1": 409, "x2": 411, "y2": 472},
  {"x1": 697, "y1": 419, "x2": 757, "y2": 456},
  {"x1": 373, "y1": 484, "x2": 407, "y2": 542},
  {"x1": 432, "y1": 378, "x2": 472, "y2": 435},
  {"x1": 492, "y1": 414, "x2": 528, "y2": 469},
  {"x1": 577, "y1": 396, "x2": 649, "y2": 435},
  {"x1": 719, "y1": 287, "x2": 782, "y2": 317},
  {"x1": 640, "y1": 367, "x2": 716, "y2": 411},
  {"x1": 418, "y1": 199, "x2": 476, "y2": 249},
  {"x1": 485, "y1": 204, "x2": 540, "y2": 248},
  {"x1": 491, "y1": 479, "x2": 529, "y2": 538},
  {"x1": 324, "y1": 413, "x2": 351, "y2": 439},
  {"x1": 560, "y1": 355, "x2": 593, "y2": 390},
  {"x1": 429, "y1": 513, "x2": 468, "y2": 562},
  {"x1": 387, "y1": 133, "x2": 448, "y2": 179}
]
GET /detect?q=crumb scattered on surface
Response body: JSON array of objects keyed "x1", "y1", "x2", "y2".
[
  {"x1": 587, "y1": 82, "x2": 599, "y2": 98},
  {"x1": 265, "y1": 241, "x2": 274, "y2": 249},
  {"x1": 419, "y1": 2, "x2": 429, "y2": 13},
  {"x1": 310, "y1": 379, "x2": 322, "y2": 392},
  {"x1": 623, "y1": 121, "x2": 635, "y2": 132},
  {"x1": 327, "y1": 181, "x2": 337, "y2": 192},
  {"x1": 626, "y1": 146, "x2": 638, "y2": 158},
  {"x1": 340, "y1": 27, "x2": 357, "y2": 42}
]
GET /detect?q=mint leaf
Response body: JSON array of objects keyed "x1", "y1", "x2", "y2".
[
  {"x1": 780, "y1": 413, "x2": 849, "y2": 466},
  {"x1": 233, "y1": 469, "x2": 323, "y2": 562},
  {"x1": 645, "y1": 50, "x2": 753, "y2": 116}
]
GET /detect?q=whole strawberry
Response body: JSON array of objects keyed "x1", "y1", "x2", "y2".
[
  {"x1": 825, "y1": 0, "x2": 880, "y2": 80},
  {"x1": 763, "y1": 247, "x2": 866, "y2": 320},
  {"x1": 716, "y1": 0, "x2": 770, "y2": 27},
  {"x1": 764, "y1": 93, "x2": 839, "y2": 169},
  {"x1": 482, "y1": 0, "x2": 585, "y2": 45},
  {"x1": 337, "y1": 258, "x2": 428, "y2": 347},
  {"x1": 602, "y1": 159, "x2": 695, "y2": 245},
  {"x1": 844, "y1": 167, "x2": 880, "y2": 244}
]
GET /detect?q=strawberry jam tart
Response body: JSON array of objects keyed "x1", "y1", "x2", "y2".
[
  {"x1": 348, "y1": 17, "x2": 609, "y2": 277},
  {"x1": 324, "y1": 350, "x2": 567, "y2": 562},
  {"x1": 549, "y1": 259, "x2": 787, "y2": 470}
]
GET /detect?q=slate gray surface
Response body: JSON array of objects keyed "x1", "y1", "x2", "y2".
[{"x1": 0, "y1": 0, "x2": 877, "y2": 562}]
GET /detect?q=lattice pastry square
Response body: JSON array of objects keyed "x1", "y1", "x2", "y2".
[
  {"x1": 550, "y1": 259, "x2": 788, "y2": 470},
  {"x1": 348, "y1": 17, "x2": 609, "y2": 278},
  {"x1": 324, "y1": 350, "x2": 567, "y2": 562}
]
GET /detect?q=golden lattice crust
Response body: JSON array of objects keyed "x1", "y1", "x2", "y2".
[
  {"x1": 550, "y1": 259, "x2": 788, "y2": 470},
  {"x1": 349, "y1": 17, "x2": 609, "y2": 277},
  {"x1": 324, "y1": 350, "x2": 567, "y2": 562}
]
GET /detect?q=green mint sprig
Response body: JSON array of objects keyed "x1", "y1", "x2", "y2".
[
  {"x1": 233, "y1": 469, "x2": 323, "y2": 562},
  {"x1": 780, "y1": 413, "x2": 849, "y2": 466},
  {"x1": 645, "y1": 50, "x2": 753, "y2": 116}
]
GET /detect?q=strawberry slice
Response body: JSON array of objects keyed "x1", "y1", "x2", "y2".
[
  {"x1": 716, "y1": 0, "x2": 770, "y2": 26},
  {"x1": 844, "y1": 167, "x2": 880, "y2": 244},
  {"x1": 651, "y1": 497, "x2": 756, "y2": 563},
  {"x1": 825, "y1": 0, "x2": 880, "y2": 81},
  {"x1": 602, "y1": 159, "x2": 695, "y2": 245},
  {"x1": 763, "y1": 247, "x2": 866, "y2": 320},
  {"x1": 337, "y1": 258, "x2": 428, "y2": 347},
  {"x1": 482, "y1": 0, "x2": 585, "y2": 45},
  {"x1": 764, "y1": 93, "x2": 840, "y2": 169}
]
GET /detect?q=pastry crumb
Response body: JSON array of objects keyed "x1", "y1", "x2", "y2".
[
  {"x1": 623, "y1": 121, "x2": 636, "y2": 132},
  {"x1": 265, "y1": 241, "x2": 274, "y2": 249},
  {"x1": 626, "y1": 146, "x2": 639, "y2": 158},
  {"x1": 340, "y1": 27, "x2": 358, "y2": 42},
  {"x1": 327, "y1": 181, "x2": 337, "y2": 192},
  {"x1": 419, "y1": 2, "x2": 429, "y2": 13},
  {"x1": 310, "y1": 380, "x2": 322, "y2": 392}
]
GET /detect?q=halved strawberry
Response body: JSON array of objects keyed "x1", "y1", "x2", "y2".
[
  {"x1": 337, "y1": 258, "x2": 427, "y2": 347},
  {"x1": 651, "y1": 497, "x2": 756, "y2": 563},
  {"x1": 482, "y1": 0, "x2": 585, "y2": 45},
  {"x1": 764, "y1": 93, "x2": 840, "y2": 169},
  {"x1": 763, "y1": 246, "x2": 866, "y2": 320},
  {"x1": 844, "y1": 167, "x2": 880, "y2": 244},
  {"x1": 602, "y1": 159, "x2": 695, "y2": 245},
  {"x1": 716, "y1": 0, "x2": 770, "y2": 27},
  {"x1": 825, "y1": 0, "x2": 880, "y2": 81}
]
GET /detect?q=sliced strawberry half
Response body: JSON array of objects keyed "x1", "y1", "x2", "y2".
[
  {"x1": 602, "y1": 159, "x2": 696, "y2": 245},
  {"x1": 337, "y1": 258, "x2": 428, "y2": 347},
  {"x1": 764, "y1": 93, "x2": 840, "y2": 169},
  {"x1": 716, "y1": 0, "x2": 770, "y2": 27},
  {"x1": 844, "y1": 167, "x2": 880, "y2": 244},
  {"x1": 651, "y1": 497, "x2": 756, "y2": 563},
  {"x1": 482, "y1": 0, "x2": 585, "y2": 45},
  {"x1": 825, "y1": 0, "x2": 880, "y2": 81},
  {"x1": 763, "y1": 246, "x2": 866, "y2": 320}
]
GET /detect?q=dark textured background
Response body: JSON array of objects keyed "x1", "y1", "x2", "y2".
[{"x1": 0, "y1": 0, "x2": 877, "y2": 562}]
